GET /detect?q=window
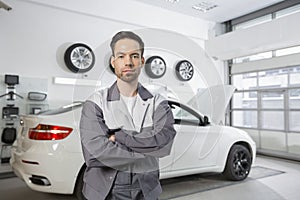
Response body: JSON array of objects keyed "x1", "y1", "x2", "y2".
[
  {"x1": 232, "y1": 73, "x2": 257, "y2": 90},
  {"x1": 232, "y1": 110, "x2": 257, "y2": 128},
  {"x1": 231, "y1": 66, "x2": 300, "y2": 133},
  {"x1": 261, "y1": 111, "x2": 284, "y2": 130},
  {"x1": 233, "y1": 52, "x2": 272, "y2": 64},
  {"x1": 228, "y1": 2, "x2": 300, "y2": 158},
  {"x1": 258, "y1": 70, "x2": 288, "y2": 88},
  {"x1": 230, "y1": 4, "x2": 300, "y2": 64},
  {"x1": 170, "y1": 102, "x2": 200, "y2": 126},
  {"x1": 261, "y1": 91, "x2": 284, "y2": 109},
  {"x1": 290, "y1": 67, "x2": 300, "y2": 86},
  {"x1": 233, "y1": 46, "x2": 300, "y2": 63},
  {"x1": 275, "y1": 4, "x2": 300, "y2": 19},
  {"x1": 231, "y1": 3, "x2": 300, "y2": 32},
  {"x1": 276, "y1": 46, "x2": 300, "y2": 57},
  {"x1": 232, "y1": 92, "x2": 257, "y2": 109},
  {"x1": 290, "y1": 112, "x2": 300, "y2": 132},
  {"x1": 289, "y1": 89, "x2": 300, "y2": 109},
  {"x1": 232, "y1": 14, "x2": 272, "y2": 30}
]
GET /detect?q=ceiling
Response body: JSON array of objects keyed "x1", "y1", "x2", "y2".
[{"x1": 134, "y1": 0, "x2": 284, "y2": 22}]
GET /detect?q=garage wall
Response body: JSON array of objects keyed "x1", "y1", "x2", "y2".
[{"x1": 0, "y1": 0, "x2": 223, "y2": 110}]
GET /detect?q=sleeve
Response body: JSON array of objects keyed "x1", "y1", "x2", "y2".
[
  {"x1": 115, "y1": 99, "x2": 176, "y2": 158},
  {"x1": 80, "y1": 100, "x2": 145, "y2": 168}
]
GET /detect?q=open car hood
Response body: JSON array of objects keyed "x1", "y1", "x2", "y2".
[{"x1": 187, "y1": 85, "x2": 236, "y2": 125}]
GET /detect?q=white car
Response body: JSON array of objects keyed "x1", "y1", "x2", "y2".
[{"x1": 10, "y1": 99, "x2": 256, "y2": 199}]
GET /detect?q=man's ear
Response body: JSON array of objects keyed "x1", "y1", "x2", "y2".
[
  {"x1": 110, "y1": 56, "x2": 115, "y2": 68},
  {"x1": 141, "y1": 57, "x2": 145, "y2": 67}
]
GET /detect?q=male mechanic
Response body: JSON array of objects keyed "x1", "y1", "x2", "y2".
[{"x1": 80, "y1": 31, "x2": 176, "y2": 200}]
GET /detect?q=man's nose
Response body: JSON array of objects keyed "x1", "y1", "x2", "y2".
[{"x1": 125, "y1": 55, "x2": 133, "y2": 66}]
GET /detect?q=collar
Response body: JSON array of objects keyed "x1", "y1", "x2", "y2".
[{"x1": 107, "y1": 81, "x2": 153, "y2": 101}]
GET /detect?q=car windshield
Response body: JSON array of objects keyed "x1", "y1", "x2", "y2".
[{"x1": 38, "y1": 101, "x2": 83, "y2": 115}]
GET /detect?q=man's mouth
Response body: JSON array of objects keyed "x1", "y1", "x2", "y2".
[{"x1": 123, "y1": 69, "x2": 134, "y2": 73}]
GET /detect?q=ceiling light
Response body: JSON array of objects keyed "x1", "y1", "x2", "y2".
[
  {"x1": 54, "y1": 77, "x2": 101, "y2": 87},
  {"x1": 192, "y1": 2, "x2": 218, "y2": 12},
  {"x1": 164, "y1": 0, "x2": 180, "y2": 3}
]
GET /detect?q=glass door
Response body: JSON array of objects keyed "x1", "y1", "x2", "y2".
[{"x1": 258, "y1": 90, "x2": 287, "y2": 152}]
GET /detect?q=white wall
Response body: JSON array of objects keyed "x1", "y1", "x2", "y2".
[
  {"x1": 205, "y1": 11, "x2": 300, "y2": 60},
  {"x1": 0, "y1": 0, "x2": 222, "y2": 109}
]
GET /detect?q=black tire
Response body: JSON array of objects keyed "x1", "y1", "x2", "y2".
[
  {"x1": 74, "y1": 165, "x2": 87, "y2": 200},
  {"x1": 175, "y1": 60, "x2": 194, "y2": 81},
  {"x1": 223, "y1": 144, "x2": 252, "y2": 181},
  {"x1": 64, "y1": 43, "x2": 95, "y2": 73},
  {"x1": 145, "y1": 56, "x2": 167, "y2": 79}
]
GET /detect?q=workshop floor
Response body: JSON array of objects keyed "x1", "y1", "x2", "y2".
[{"x1": 1, "y1": 155, "x2": 300, "y2": 200}]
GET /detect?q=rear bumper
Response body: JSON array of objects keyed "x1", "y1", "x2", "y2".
[{"x1": 10, "y1": 146, "x2": 84, "y2": 194}]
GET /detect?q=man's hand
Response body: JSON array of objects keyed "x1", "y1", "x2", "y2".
[{"x1": 109, "y1": 134, "x2": 116, "y2": 142}]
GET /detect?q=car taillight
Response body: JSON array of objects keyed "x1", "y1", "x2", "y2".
[{"x1": 29, "y1": 124, "x2": 73, "y2": 140}]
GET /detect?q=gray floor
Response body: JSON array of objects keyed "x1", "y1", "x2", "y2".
[{"x1": 0, "y1": 155, "x2": 300, "y2": 200}]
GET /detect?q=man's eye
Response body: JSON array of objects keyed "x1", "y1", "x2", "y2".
[
  {"x1": 132, "y1": 55, "x2": 139, "y2": 59},
  {"x1": 118, "y1": 55, "x2": 124, "y2": 59}
]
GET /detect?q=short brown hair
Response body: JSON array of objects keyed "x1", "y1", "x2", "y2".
[{"x1": 110, "y1": 31, "x2": 144, "y2": 56}]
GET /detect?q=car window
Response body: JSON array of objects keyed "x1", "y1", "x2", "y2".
[{"x1": 170, "y1": 103, "x2": 200, "y2": 126}]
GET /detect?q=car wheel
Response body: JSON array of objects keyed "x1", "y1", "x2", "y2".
[
  {"x1": 145, "y1": 56, "x2": 167, "y2": 79},
  {"x1": 175, "y1": 60, "x2": 194, "y2": 81},
  {"x1": 223, "y1": 144, "x2": 252, "y2": 181},
  {"x1": 74, "y1": 166, "x2": 87, "y2": 200},
  {"x1": 64, "y1": 43, "x2": 95, "y2": 73}
]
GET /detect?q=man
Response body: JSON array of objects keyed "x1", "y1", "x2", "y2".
[{"x1": 80, "y1": 31, "x2": 176, "y2": 200}]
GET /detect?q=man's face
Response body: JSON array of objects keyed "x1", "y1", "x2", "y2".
[{"x1": 111, "y1": 38, "x2": 144, "y2": 83}]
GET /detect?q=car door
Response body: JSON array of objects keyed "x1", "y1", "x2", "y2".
[{"x1": 169, "y1": 101, "x2": 214, "y2": 171}]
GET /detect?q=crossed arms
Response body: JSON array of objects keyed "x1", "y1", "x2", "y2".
[{"x1": 80, "y1": 99, "x2": 176, "y2": 169}]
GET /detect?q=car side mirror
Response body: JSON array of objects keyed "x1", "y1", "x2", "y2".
[{"x1": 203, "y1": 116, "x2": 210, "y2": 126}]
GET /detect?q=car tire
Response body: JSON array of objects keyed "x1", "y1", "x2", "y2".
[
  {"x1": 175, "y1": 60, "x2": 194, "y2": 81},
  {"x1": 74, "y1": 166, "x2": 87, "y2": 200},
  {"x1": 64, "y1": 43, "x2": 95, "y2": 73},
  {"x1": 145, "y1": 56, "x2": 167, "y2": 79},
  {"x1": 223, "y1": 144, "x2": 252, "y2": 181}
]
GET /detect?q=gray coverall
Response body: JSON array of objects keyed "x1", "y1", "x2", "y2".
[{"x1": 80, "y1": 82, "x2": 176, "y2": 200}]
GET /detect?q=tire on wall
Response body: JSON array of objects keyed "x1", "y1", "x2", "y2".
[
  {"x1": 64, "y1": 43, "x2": 95, "y2": 73},
  {"x1": 223, "y1": 144, "x2": 252, "y2": 181},
  {"x1": 145, "y1": 56, "x2": 167, "y2": 79}
]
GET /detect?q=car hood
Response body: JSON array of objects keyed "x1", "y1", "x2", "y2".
[{"x1": 187, "y1": 84, "x2": 236, "y2": 125}]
